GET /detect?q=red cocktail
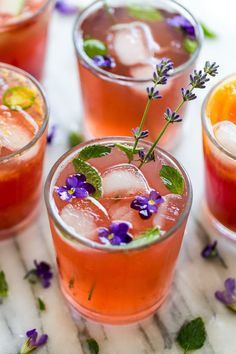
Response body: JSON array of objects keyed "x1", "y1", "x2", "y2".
[
  {"x1": 74, "y1": 0, "x2": 202, "y2": 149},
  {"x1": 0, "y1": 63, "x2": 49, "y2": 239},
  {"x1": 202, "y1": 75, "x2": 236, "y2": 241},
  {"x1": 0, "y1": 0, "x2": 53, "y2": 80},
  {"x1": 45, "y1": 137, "x2": 192, "y2": 324}
]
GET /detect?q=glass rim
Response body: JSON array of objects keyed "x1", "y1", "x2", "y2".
[
  {"x1": 0, "y1": 62, "x2": 49, "y2": 162},
  {"x1": 44, "y1": 136, "x2": 193, "y2": 253},
  {"x1": 201, "y1": 73, "x2": 236, "y2": 161},
  {"x1": 0, "y1": 0, "x2": 53, "y2": 30},
  {"x1": 73, "y1": 0, "x2": 203, "y2": 84}
]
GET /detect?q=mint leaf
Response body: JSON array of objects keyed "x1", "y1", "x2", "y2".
[
  {"x1": 68, "y1": 131, "x2": 84, "y2": 148},
  {"x1": 86, "y1": 338, "x2": 99, "y2": 354},
  {"x1": 183, "y1": 38, "x2": 198, "y2": 54},
  {"x1": 116, "y1": 143, "x2": 142, "y2": 163},
  {"x1": 83, "y1": 39, "x2": 107, "y2": 59},
  {"x1": 78, "y1": 144, "x2": 111, "y2": 161},
  {"x1": 128, "y1": 5, "x2": 163, "y2": 21},
  {"x1": 131, "y1": 227, "x2": 161, "y2": 247},
  {"x1": 37, "y1": 297, "x2": 46, "y2": 311},
  {"x1": 160, "y1": 165, "x2": 184, "y2": 195},
  {"x1": 0, "y1": 271, "x2": 8, "y2": 298},
  {"x1": 200, "y1": 22, "x2": 217, "y2": 39},
  {"x1": 176, "y1": 317, "x2": 206, "y2": 352},
  {"x1": 73, "y1": 158, "x2": 102, "y2": 199}
]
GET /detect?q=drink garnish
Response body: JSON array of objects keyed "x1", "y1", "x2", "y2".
[
  {"x1": 176, "y1": 317, "x2": 207, "y2": 353},
  {"x1": 160, "y1": 165, "x2": 184, "y2": 195},
  {"x1": 0, "y1": 0, "x2": 25, "y2": 16},
  {"x1": 183, "y1": 38, "x2": 198, "y2": 54},
  {"x1": 0, "y1": 270, "x2": 9, "y2": 300},
  {"x1": 215, "y1": 278, "x2": 236, "y2": 313},
  {"x1": 55, "y1": 173, "x2": 96, "y2": 201},
  {"x1": 55, "y1": 0, "x2": 79, "y2": 15},
  {"x1": 200, "y1": 22, "x2": 217, "y2": 39},
  {"x1": 83, "y1": 38, "x2": 108, "y2": 59},
  {"x1": 131, "y1": 190, "x2": 164, "y2": 220},
  {"x1": 3, "y1": 86, "x2": 35, "y2": 110},
  {"x1": 24, "y1": 260, "x2": 53, "y2": 289},
  {"x1": 78, "y1": 144, "x2": 112, "y2": 161},
  {"x1": 130, "y1": 227, "x2": 161, "y2": 247},
  {"x1": 47, "y1": 124, "x2": 57, "y2": 144},
  {"x1": 93, "y1": 55, "x2": 115, "y2": 68},
  {"x1": 98, "y1": 221, "x2": 133, "y2": 245},
  {"x1": 20, "y1": 329, "x2": 48, "y2": 354},
  {"x1": 201, "y1": 241, "x2": 218, "y2": 258},
  {"x1": 68, "y1": 131, "x2": 84, "y2": 148},
  {"x1": 127, "y1": 5, "x2": 163, "y2": 22}
]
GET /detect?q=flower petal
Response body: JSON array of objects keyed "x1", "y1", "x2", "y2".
[
  {"x1": 74, "y1": 187, "x2": 88, "y2": 199},
  {"x1": 36, "y1": 334, "x2": 48, "y2": 347},
  {"x1": 224, "y1": 278, "x2": 236, "y2": 294},
  {"x1": 117, "y1": 222, "x2": 130, "y2": 235},
  {"x1": 139, "y1": 209, "x2": 151, "y2": 219},
  {"x1": 81, "y1": 182, "x2": 96, "y2": 195},
  {"x1": 55, "y1": 186, "x2": 72, "y2": 201},
  {"x1": 66, "y1": 175, "x2": 79, "y2": 189},
  {"x1": 26, "y1": 329, "x2": 37, "y2": 338}
]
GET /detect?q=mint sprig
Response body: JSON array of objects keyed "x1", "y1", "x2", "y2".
[
  {"x1": 83, "y1": 39, "x2": 107, "y2": 59},
  {"x1": 131, "y1": 227, "x2": 161, "y2": 247},
  {"x1": 200, "y1": 22, "x2": 217, "y2": 39},
  {"x1": 160, "y1": 165, "x2": 184, "y2": 195},
  {"x1": 0, "y1": 271, "x2": 9, "y2": 299},
  {"x1": 78, "y1": 144, "x2": 111, "y2": 161},
  {"x1": 37, "y1": 297, "x2": 46, "y2": 312},
  {"x1": 116, "y1": 143, "x2": 142, "y2": 163},
  {"x1": 183, "y1": 38, "x2": 198, "y2": 54},
  {"x1": 68, "y1": 131, "x2": 84, "y2": 148},
  {"x1": 86, "y1": 338, "x2": 99, "y2": 354},
  {"x1": 128, "y1": 5, "x2": 163, "y2": 21},
  {"x1": 73, "y1": 158, "x2": 102, "y2": 199},
  {"x1": 176, "y1": 317, "x2": 207, "y2": 353}
]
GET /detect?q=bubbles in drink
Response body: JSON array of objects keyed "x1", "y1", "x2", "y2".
[
  {"x1": 102, "y1": 163, "x2": 150, "y2": 198},
  {"x1": 60, "y1": 198, "x2": 110, "y2": 240},
  {"x1": 214, "y1": 120, "x2": 236, "y2": 155},
  {"x1": 153, "y1": 194, "x2": 184, "y2": 230},
  {"x1": 107, "y1": 22, "x2": 160, "y2": 66}
]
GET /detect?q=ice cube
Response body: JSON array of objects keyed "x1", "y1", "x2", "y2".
[
  {"x1": 214, "y1": 121, "x2": 236, "y2": 155},
  {"x1": 153, "y1": 194, "x2": 184, "y2": 231},
  {"x1": 107, "y1": 22, "x2": 159, "y2": 66},
  {"x1": 60, "y1": 197, "x2": 110, "y2": 240},
  {"x1": 102, "y1": 163, "x2": 150, "y2": 198}
]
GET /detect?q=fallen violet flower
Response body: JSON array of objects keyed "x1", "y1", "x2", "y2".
[
  {"x1": 55, "y1": 0, "x2": 78, "y2": 15},
  {"x1": 20, "y1": 329, "x2": 48, "y2": 354},
  {"x1": 215, "y1": 278, "x2": 236, "y2": 312},
  {"x1": 131, "y1": 190, "x2": 164, "y2": 219},
  {"x1": 25, "y1": 260, "x2": 53, "y2": 289},
  {"x1": 55, "y1": 173, "x2": 96, "y2": 201},
  {"x1": 47, "y1": 124, "x2": 57, "y2": 145},
  {"x1": 201, "y1": 241, "x2": 218, "y2": 258},
  {"x1": 98, "y1": 222, "x2": 133, "y2": 246},
  {"x1": 93, "y1": 55, "x2": 116, "y2": 69}
]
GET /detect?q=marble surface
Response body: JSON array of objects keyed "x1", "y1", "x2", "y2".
[{"x1": 1, "y1": 0, "x2": 236, "y2": 353}]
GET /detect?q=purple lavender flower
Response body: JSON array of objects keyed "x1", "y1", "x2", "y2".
[
  {"x1": 164, "y1": 108, "x2": 182, "y2": 123},
  {"x1": 201, "y1": 241, "x2": 218, "y2": 258},
  {"x1": 25, "y1": 260, "x2": 53, "y2": 289},
  {"x1": 20, "y1": 328, "x2": 48, "y2": 354},
  {"x1": 55, "y1": 1, "x2": 79, "y2": 15},
  {"x1": 47, "y1": 124, "x2": 57, "y2": 144},
  {"x1": 215, "y1": 278, "x2": 236, "y2": 311},
  {"x1": 131, "y1": 190, "x2": 164, "y2": 219},
  {"x1": 132, "y1": 127, "x2": 149, "y2": 139},
  {"x1": 166, "y1": 15, "x2": 196, "y2": 37},
  {"x1": 98, "y1": 222, "x2": 133, "y2": 245},
  {"x1": 55, "y1": 174, "x2": 96, "y2": 201},
  {"x1": 146, "y1": 87, "x2": 162, "y2": 100},
  {"x1": 181, "y1": 88, "x2": 197, "y2": 102},
  {"x1": 93, "y1": 55, "x2": 115, "y2": 69}
]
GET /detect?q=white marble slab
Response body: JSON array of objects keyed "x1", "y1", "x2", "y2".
[{"x1": 1, "y1": 1, "x2": 236, "y2": 353}]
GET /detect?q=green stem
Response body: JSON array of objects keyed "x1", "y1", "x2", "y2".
[
  {"x1": 103, "y1": 0, "x2": 116, "y2": 23},
  {"x1": 133, "y1": 98, "x2": 152, "y2": 152}
]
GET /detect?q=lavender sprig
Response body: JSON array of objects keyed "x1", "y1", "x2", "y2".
[
  {"x1": 131, "y1": 59, "x2": 173, "y2": 153},
  {"x1": 138, "y1": 61, "x2": 219, "y2": 167}
]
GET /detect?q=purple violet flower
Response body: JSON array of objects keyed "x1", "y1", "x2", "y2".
[
  {"x1": 25, "y1": 260, "x2": 53, "y2": 289},
  {"x1": 20, "y1": 328, "x2": 48, "y2": 354},
  {"x1": 201, "y1": 241, "x2": 218, "y2": 258},
  {"x1": 131, "y1": 190, "x2": 164, "y2": 219},
  {"x1": 166, "y1": 15, "x2": 196, "y2": 38},
  {"x1": 55, "y1": 1, "x2": 79, "y2": 15},
  {"x1": 55, "y1": 174, "x2": 96, "y2": 201},
  {"x1": 98, "y1": 222, "x2": 133, "y2": 245},
  {"x1": 215, "y1": 278, "x2": 236, "y2": 312},
  {"x1": 93, "y1": 55, "x2": 115, "y2": 69},
  {"x1": 47, "y1": 124, "x2": 57, "y2": 144}
]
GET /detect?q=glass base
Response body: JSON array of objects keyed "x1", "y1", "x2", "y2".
[
  {"x1": 0, "y1": 203, "x2": 39, "y2": 240},
  {"x1": 62, "y1": 286, "x2": 169, "y2": 325},
  {"x1": 202, "y1": 202, "x2": 236, "y2": 242}
]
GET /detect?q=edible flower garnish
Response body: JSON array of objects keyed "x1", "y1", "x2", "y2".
[
  {"x1": 55, "y1": 0, "x2": 79, "y2": 15},
  {"x1": 167, "y1": 15, "x2": 196, "y2": 37},
  {"x1": 24, "y1": 260, "x2": 53, "y2": 289},
  {"x1": 20, "y1": 329, "x2": 48, "y2": 354},
  {"x1": 98, "y1": 222, "x2": 133, "y2": 245},
  {"x1": 215, "y1": 278, "x2": 236, "y2": 312},
  {"x1": 201, "y1": 241, "x2": 218, "y2": 258},
  {"x1": 55, "y1": 173, "x2": 96, "y2": 201},
  {"x1": 47, "y1": 124, "x2": 57, "y2": 145},
  {"x1": 131, "y1": 190, "x2": 164, "y2": 219},
  {"x1": 93, "y1": 55, "x2": 115, "y2": 69}
]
